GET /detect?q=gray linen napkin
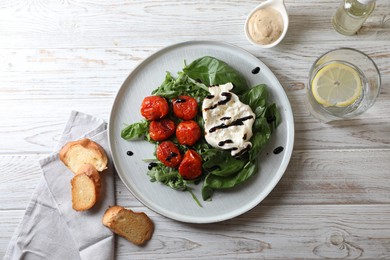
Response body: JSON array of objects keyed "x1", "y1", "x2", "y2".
[{"x1": 4, "y1": 111, "x2": 115, "y2": 260}]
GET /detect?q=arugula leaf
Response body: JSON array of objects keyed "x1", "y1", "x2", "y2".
[
  {"x1": 183, "y1": 56, "x2": 249, "y2": 95},
  {"x1": 121, "y1": 120, "x2": 149, "y2": 140},
  {"x1": 152, "y1": 71, "x2": 209, "y2": 100},
  {"x1": 147, "y1": 163, "x2": 187, "y2": 191},
  {"x1": 148, "y1": 162, "x2": 203, "y2": 206}
]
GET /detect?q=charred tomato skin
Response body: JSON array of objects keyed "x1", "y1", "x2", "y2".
[
  {"x1": 140, "y1": 96, "x2": 169, "y2": 121},
  {"x1": 156, "y1": 141, "x2": 182, "y2": 168},
  {"x1": 176, "y1": 120, "x2": 201, "y2": 146},
  {"x1": 172, "y1": 95, "x2": 198, "y2": 120},
  {"x1": 178, "y1": 150, "x2": 202, "y2": 180},
  {"x1": 149, "y1": 118, "x2": 176, "y2": 141}
]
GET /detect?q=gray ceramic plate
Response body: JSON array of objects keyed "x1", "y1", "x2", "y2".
[{"x1": 108, "y1": 41, "x2": 294, "y2": 223}]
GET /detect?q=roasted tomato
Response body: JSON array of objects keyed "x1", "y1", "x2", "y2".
[
  {"x1": 149, "y1": 118, "x2": 175, "y2": 141},
  {"x1": 156, "y1": 141, "x2": 182, "y2": 168},
  {"x1": 140, "y1": 96, "x2": 169, "y2": 121},
  {"x1": 178, "y1": 150, "x2": 202, "y2": 180},
  {"x1": 176, "y1": 120, "x2": 201, "y2": 146},
  {"x1": 172, "y1": 95, "x2": 198, "y2": 120}
]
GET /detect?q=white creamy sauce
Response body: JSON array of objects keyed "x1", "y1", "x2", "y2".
[
  {"x1": 247, "y1": 7, "x2": 283, "y2": 45},
  {"x1": 202, "y1": 83, "x2": 255, "y2": 157}
]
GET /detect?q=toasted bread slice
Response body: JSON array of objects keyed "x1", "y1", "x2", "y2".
[
  {"x1": 60, "y1": 138, "x2": 108, "y2": 174},
  {"x1": 102, "y1": 206, "x2": 154, "y2": 245},
  {"x1": 71, "y1": 164, "x2": 101, "y2": 211}
]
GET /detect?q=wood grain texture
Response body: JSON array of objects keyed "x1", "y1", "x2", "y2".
[
  {"x1": 113, "y1": 205, "x2": 390, "y2": 259},
  {"x1": 1, "y1": 149, "x2": 390, "y2": 209},
  {"x1": 2, "y1": 206, "x2": 390, "y2": 259},
  {"x1": 1, "y1": 0, "x2": 390, "y2": 259},
  {"x1": 0, "y1": 45, "x2": 389, "y2": 152},
  {"x1": 0, "y1": 1, "x2": 389, "y2": 48}
]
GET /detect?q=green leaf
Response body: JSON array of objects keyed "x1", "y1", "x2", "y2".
[
  {"x1": 121, "y1": 120, "x2": 149, "y2": 140},
  {"x1": 151, "y1": 72, "x2": 177, "y2": 98},
  {"x1": 183, "y1": 56, "x2": 248, "y2": 95},
  {"x1": 203, "y1": 150, "x2": 246, "y2": 177},
  {"x1": 203, "y1": 161, "x2": 258, "y2": 190},
  {"x1": 240, "y1": 84, "x2": 268, "y2": 116},
  {"x1": 201, "y1": 184, "x2": 214, "y2": 201},
  {"x1": 249, "y1": 118, "x2": 271, "y2": 161},
  {"x1": 147, "y1": 163, "x2": 187, "y2": 191},
  {"x1": 152, "y1": 72, "x2": 209, "y2": 99},
  {"x1": 264, "y1": 103, "x2": 281, "y2": 133}
]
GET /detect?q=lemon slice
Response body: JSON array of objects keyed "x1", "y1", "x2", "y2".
[{"x1": 311, "y1": 63, "x2": 362, "y2": 107}]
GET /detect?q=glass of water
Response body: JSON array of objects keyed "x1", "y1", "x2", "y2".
[{"x1": 306, "y1": 48, "x2": 381, "y2": 122}]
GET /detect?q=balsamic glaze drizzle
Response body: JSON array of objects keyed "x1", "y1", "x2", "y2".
[
  {"x1": 148, "y1": 162, "x2": 157, "y2": 170},
  {"x1": 252, "y1": 67, "x2": 261, "y2": 74},
  {"x1": 204, "y1": 92, "x2": 232, "y2": 111},
  {"x1": 220, "y1": 116, "x2": 231, "y2": 121},
  {"x1": 126, "y1": 151, "x2": 134, "y2": 156},
  {"x1": 166, "y1": 151, "x2": 178, "y2": 162},
  {"x1": 234, "y1": 144, "x2": 251, "y2": 157},
  {"x1": 174, "y1": 98, "x2": 186, "y2": 103},
  {"x1": 273, "y1": 146, "x2": 284, "y2": 154},
  {"x1": 218, "y1": 139, "x2": 233, "y2": 147},
  {"x1": 209, "y1": 115, "x2": 254, "y2": 133},
  {"x1": 219, "y1": 92, "x2": 232, "y2": 105}
]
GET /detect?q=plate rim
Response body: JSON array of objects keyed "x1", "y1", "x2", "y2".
[{"x1": 108, "y1": 40, "x2": 295, "y2": 223}]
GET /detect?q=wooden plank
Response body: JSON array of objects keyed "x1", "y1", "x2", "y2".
[
  {"x1": 115, "y1": 205, "x2": 390, "y2": 259},
  {"x1": 1, "y1": 45, "x2": 389, "y2": 96},
  {"x1": 263, "y1": 149, "x2": 390, "y2": 205},
  {"x1": 2, "y1": 149, "x2": 390, "y2": 210},
  {"x1": 0, "y1": 101, "x2": 111, "y2": 153},
  {"x1": 1, "y1": 99, "x2": 389, "y2": 152},
  {"x1": 2, "y1": 205, "x2": 390, "y2": 259},
  {"x1": 0, "y1": 1, "x2": 389, "y2": 48},
  {"x1": 0, "y1": 44, "x2": 389, "y2": 153}
]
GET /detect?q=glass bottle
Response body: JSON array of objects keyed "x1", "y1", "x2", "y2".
[{"x1": 332, "y1": 0, "x2": 376, "y2": 36}]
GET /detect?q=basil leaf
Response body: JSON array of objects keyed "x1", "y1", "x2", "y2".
[
  {"x1": 183, "y1": 56, "x2": 248, "y2": 95},
  {"x1": 249, "y1": 118, "x2": 271, "y2": 161},
  {"x1": 201, "y1": 185, "x2": 214, "y2": 201},
  {"x1": 265, "y1": 103, "x2": 281, "y2": 133},
  {"x1": 203, "y1": 150, "x2": 245, "y2": 177},
  {"x1": 121, "y1": 120, "x2": 149, "y2": 140},
  {"x1": 240, "y1": 84, "x2": 268, "y2": 116},
  {"x1": 203, "y1": 161, "x2": 258, "y2": 190}
]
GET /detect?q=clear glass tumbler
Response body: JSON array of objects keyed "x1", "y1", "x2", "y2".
[{"x1": 306, "y1": 48, "x2": 381, "y2": 122}]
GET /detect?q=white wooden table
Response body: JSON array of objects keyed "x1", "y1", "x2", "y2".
[{"x1": 1, "y1": 0, "x2": 390, "y2": 259}]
